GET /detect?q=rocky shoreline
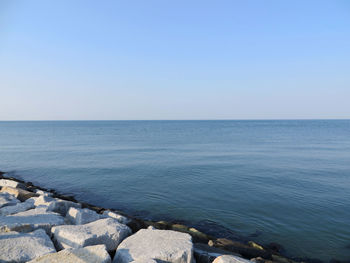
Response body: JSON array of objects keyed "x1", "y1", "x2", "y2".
[{"x1": 0, "y1": 170, "x2": 332, "y2": 263}]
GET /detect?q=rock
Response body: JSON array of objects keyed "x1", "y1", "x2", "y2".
[
  {"x1": 28, "y1": 244, "x2": 111, "y2": 263},
  {"x1": 52, "y1": 218, "x2": 131, "y2": 251},
  {"x1": 0, "y1": 207, "x2": 65, "y2": 233},
  {"x1": 0, "y1": 192, "x2": 20, "y2": 208},
  {"x1": 194, "y1": 243, "x2": 242, "y2": 263},
  {"x1": 103, "y1": 210, "x2": 130, "y2": 224},
  {"x1": 114, "y1": 229, "x2": 195, "y2": 263},
  {"x1": 66, "y1": 207, "x2": 102, "y2": 224},
  {"x1": 0, "y1": 229, "x2": 56, "y2": 262},
  {"x1": 0, "y1": 186, "x2": 39, "y2": 201},
  {"x1": 32, "y1": 195, "x2": 81, "y2": 216},
  {"x1": 0, "y1": 178, "x2": 25, "y2": 188},
  {"x1": 248, "y1": 241, "x2": 264, "y2": 250},
  {"x1": 35, "y1": 189, "x2": 53, "y2": 196},
  {"x1": 213, "y1": 255, "x2": 251, "y2": 263},
  {"x1": 0, "y1": 198, "x2": 35, "y2": 215},
  {"x1": 130, "y1": 260, "x2": 158, "y2": 263},
  {"x1": 147, "y1": 225, "x2": 156, "y2": 230},
  {"x1": 209, "y1": 238, "x2": 271, "y2": 259}
]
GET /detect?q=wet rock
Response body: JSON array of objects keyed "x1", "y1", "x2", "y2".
[
  {"x1": 28, "y1": 244, "x2": 111, "y2": 263},
  {"x1": 66, "y1": 207, "x2": 102, "y2": 224},
  {"x1": 32, "y1": 195, "x2": 81, "y2": 216},
  {"x1": 0, "y1": 229, "x2": 56, "y2": 262},
  {"x1": 266, "y1": 242, "x2": 285, "y2": 253},
  {"x1": 0, "y1": 186, "x2": 39, "y2": 201},
  {"x1": 0, "y1": 198, "x2": 35, "y2": 215},
  {"x1": 114, "y1": 228, "x2": 195, "y2": 263},
  {"x1": 127, "y1": 217, "x2": 147, "y2": 233},
  {"x1": 248, "y1": 241, "x2": 264, "y2": 250},
  {"x1": 213, "y1": 255, "x2": 251, "y2": 263},
  {"x1": 52, "y1": 218, "x2": 131, "y2": 251},
  {"x1": 194, "y1": 243, "x2": 242, "y2": 263},
  {"x1": 0, "y1": 192, "x2": 20, "y2": 208},
  {"x1": 0, "y1": 207, "x2": 65, "y2": 233},
  {"x1": 209, "y1": 238, "x2": 271, "y2": 259},
  {"x1": 103, "y1": 210, "x2": 130, "y2": 224}
]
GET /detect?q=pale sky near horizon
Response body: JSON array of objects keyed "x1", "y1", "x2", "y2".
[{"x1": 0, "y1": 0, "x2": 349, "y2": 120}]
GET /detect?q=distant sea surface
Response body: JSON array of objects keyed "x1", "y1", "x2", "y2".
[{"x1": 0, "y1": 120, "x2": 349, "y2": 261}]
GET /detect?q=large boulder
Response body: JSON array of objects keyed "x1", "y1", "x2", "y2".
[
  {"x1": 103, "y1": 210, "x2": 130, "y2": 224},
  {"x1": 0, "y1": 192, "x2": 20, "y2": 208},
  {"x1": 114, "y1": 229, "x2": 195, "y2": 263},
  {"x1": 28, "y1": 244, "x2": 111, "y2": 263},
  {"x1": 0, "y1": 198, "x2": 35, "y2": 215},
  {"x1": 0, "y1": 207, "x2": 65, "y2": 233},
  {"x1": 0, "y1": 186, "x2": 39, "y2": 201},
  {"x1": 52, "y1": 218, "x2": 131, "y2": 251},
  {"x1": 32, "y1": 195, "x2": 81, "y2": 216},
  {"x1": 66, "y1": 207, "x2": 102, "y2": 225},
  {"x1": 0, "y1": 229, "x2": 56, "y2": 262},
  {"x1": 213, "y1": 255, "x2": 251, "y2": 263},
  {"x1": 0, "y1": 178, "x2": 25, "y2": 188}
]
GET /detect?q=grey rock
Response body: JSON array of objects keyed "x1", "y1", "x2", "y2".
[
  {"x1": 0, "y1": 207, "x2": 65, "y2": 233},
  {"x1": 32, "y1": 195, "x2": 81, "y2": 216},
  {"x1": 28, "y1": 244, "x2": 111, "y2": 263},
  {"x1": 0, "y1": 198, "x2": 35, "y2": 216},
  {"x1": 103, "y1": 210, "x2": 130, "y2": 224},
  {"x1": 0, "y1": 229, "x2": 56, "y2": 262},
  {"x1": 194, "y1": 243, "x2": 242, "y2": 263},
  {"x1": 66, "y1": 207, "x2": 102, "y2": 224},
  {"x1": 0, "y1": 192, "x2": 20, "y2": 208},
  {"x1": 114, "y1": 229, "x2": 195, "y2": 263},
  {"x1": 0, "y1": 179, "x2": 25, "y2": 189},
  {"x1": 52, "y1": 218, "x2": 131, "y2": 251},
  {"x1": 213, "y1": 255, "x2": 251, "y2": 263}
]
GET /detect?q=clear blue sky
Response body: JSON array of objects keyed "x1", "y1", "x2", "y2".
[{"x1": 1, "y1": 0, "x2": 349, "y2": 120}]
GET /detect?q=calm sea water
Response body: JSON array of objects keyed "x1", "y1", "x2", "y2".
[{"x1": 0, "y1": 120, "x2": 349, "y2": 261}]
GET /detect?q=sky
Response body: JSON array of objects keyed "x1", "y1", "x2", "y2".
[{"x1": 0, "y1": 0, "x2": 349, "y2": 120}]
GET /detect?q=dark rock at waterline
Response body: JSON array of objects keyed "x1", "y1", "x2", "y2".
[
  {"x1": 209, "y1": 238, "x2": 272, "y2": 259},
  {"x1": 127, "y1": 217, "x2": 147, "y2": 233},
  {"x1": 266, "y1": 242, "x2": 285, "y2": 253}
]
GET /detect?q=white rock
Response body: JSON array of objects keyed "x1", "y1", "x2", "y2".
[
  {"x1": 35, "y1": 189, "x2": 53, "y2": 196},
  {"x1": 0, "y1": 198, "x2": 35, "y2": 215},
  {"x1": 0, "y1": 192, "x2": 20, "y2": 208},
  {"x1": 147, "y1": 225, "x2": 156, "y2": 230},
  {"x1": 32, "y1": 195, "x2": 81, "y2": 216},
  {"x1": 52, "y1": 218, "x2": 131, "y2": 251},
  {"x1": 0, "y1": 207, "x2": 65, "y2": 233},
  {"x1": 0, "y1": 229, "x2": 56, "y2": 262},
  {"x1": 103, "y1": 210, "x2": 130, "y2": 224},
  {"x1": 28, "y1": 244, "x2": 111, "y2": 263},
  {"x1": 213, "y1": 255, "x2": 251, "y2": 263},
  {"x1": 66, "y1": 207, "x2": 102, "y2": 224},
  {"x1": 114, "y1": 229, "x2": 195, "y2": 263},
  {"x1": 0, "y1": 178, "x2": 24, "y2": 188}
]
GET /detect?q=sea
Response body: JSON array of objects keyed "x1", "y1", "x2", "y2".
[{"x1": 0, "y1": 120, "x2": 349, "y2": 261}]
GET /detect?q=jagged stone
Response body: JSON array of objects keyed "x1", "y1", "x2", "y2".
[
  {"x1": 114, "y1": 229, "x2": 195, "y2": 263},
  {"x1": 52, "y1": 218, "x2": 131, "y2": 251},
  {"x1": 35, "y1": 189, "x2": 53, "y2": 196},
  {"x1": 0, "y1": 229, "x2": 56, "y2": 262},
  {"x1": 0, "y1": 178, "x2": 25, "y2": 188},
  {"x1": 0, "y1": 186, "x2": 39, "y2": 201},
  {"x1": 28, "y1": 244, "x2": 111, "y2": 263},
  {"x1": 66, "y1": 207, "x2": 102, "y2": 224},
  {"x1": 0, "y1": 198, "x2": 35, "y2": 215},
  {"x1": 213, "y1": 255, "x2": 251, "y2": 263},
  {"x1": 102, "y1": 210, "x2": 130, "y2": 224},
  {"x1": 0, "y1": 207, "x2": 65, "y2": 233},
  {"x1": 32, "y1": 195, "x2": 81, "y2": 216},
  {"x1": 0, "y1": 192, "x2": 20, "y2": 208}
]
